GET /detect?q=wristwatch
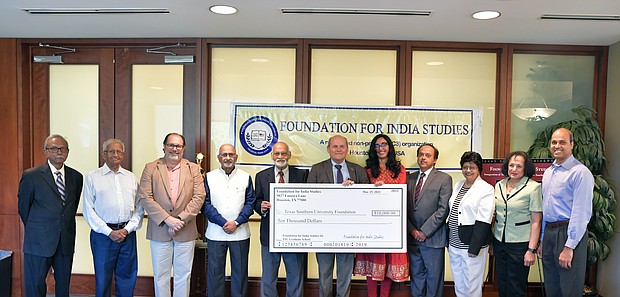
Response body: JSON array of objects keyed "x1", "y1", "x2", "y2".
[{"x1": 527, "y1": 247, "x2": 537, "y2": 253}]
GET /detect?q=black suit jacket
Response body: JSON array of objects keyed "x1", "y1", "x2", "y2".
[
  {"x1": 254, "y1": 166, "x2": 308, "y2": 246},
  {"x1": 18, "y1": 163, "x2": 83, "y2": 257}
]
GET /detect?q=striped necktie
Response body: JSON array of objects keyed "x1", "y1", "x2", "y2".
[
  {"x1": 55, "y1": 171, "x2": 66, "y2": 201},
  {"x1": 415, "y1": 172, "x2": 425, "y2": 201}
]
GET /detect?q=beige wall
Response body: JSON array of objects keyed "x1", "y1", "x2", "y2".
[{"x1": 598, "y1": 41, "x2": 620, "y2": 296}]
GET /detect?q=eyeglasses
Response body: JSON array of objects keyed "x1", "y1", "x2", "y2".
[
  {"x1": 46, "y1": 147, "x2": 69, "y2": 153},
  {"x1": 104, "y1": 149, "x2": 124, "y2": 155},
  {"x1": 220, "y1": 153, "x2": 236, "y2": 158},
  {"x1": 165, "y1": 143, "x2": 185, "y2": 149},
  {"x1": 461, "y1": 165, "x2": 478, "y2": 171},
  {"x1": 374, "y1": 142, "x2": 388, "y2": 149}
]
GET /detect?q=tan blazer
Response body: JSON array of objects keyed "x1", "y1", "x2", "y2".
[{"x1": 138, "y1": 158, "x2": 206, "y2": 242}]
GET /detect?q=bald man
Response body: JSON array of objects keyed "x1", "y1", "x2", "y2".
[
  {"x1": 307, "y1": 135, "x2": 370, "y2": 297},
  {"x1": 203, "y1": 144, "x2": 256, "y2": 297},
  {"x1": 539, "y1": 128, "x2": 593, "y2": 297}
]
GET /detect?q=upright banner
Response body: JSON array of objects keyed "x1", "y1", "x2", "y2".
[{"x1": 231, "y1": 103, "x2": 482, "y2": 170}]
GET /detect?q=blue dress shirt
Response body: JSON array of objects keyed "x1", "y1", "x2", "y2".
[{"x1": 541, "y1": 155, "x2": 594, "y2": 249}]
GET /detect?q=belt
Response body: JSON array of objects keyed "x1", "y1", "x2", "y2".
[
  {"x1": 106, "y1": 222, "x2": 128, "y2": 229},
  {"x1": 546, "y1": 220, "x2": 569, "y2": 228}
]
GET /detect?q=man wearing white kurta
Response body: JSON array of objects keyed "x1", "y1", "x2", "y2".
[{"x1": 203, "y1": 144, "x2": 256, "y2": 297}]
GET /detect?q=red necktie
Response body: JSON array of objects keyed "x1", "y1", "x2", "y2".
[
  {"x1": 415, "y1": 172, "x2": 425, "y2": 201},
  {"x1": 278, "y1": 170, "x2": 284, "y2": 183}
]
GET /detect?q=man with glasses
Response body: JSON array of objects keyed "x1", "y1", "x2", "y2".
[
  {"x1": 254, "y1": 142, "x2": 308, "y2": 297},
  {"x1": 139, "y1": 132, "x2": 206, "y2": 297},
  {"x1": 203, "y1": 144, "x2": 256, "y2": 297},
  {"x1": 18, "y1": 134, "x2": 83, "y2": 297},
  {"x1": 83, "y1": 139, "x2": 144, "y2": 297}
]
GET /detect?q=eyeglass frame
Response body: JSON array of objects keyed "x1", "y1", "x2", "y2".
[
  {"x1": 45, "y1": 147, "x2": 70, "y2": 153},
  {"x1": 165, "y1": 143, "x2": 185, "y2": 149},
  {"x1": 103, "y1": 149, "x2": 125, "y2": 155},
  {"x1": 374, "y1": 142, "x2": 389, "y2": 149}
]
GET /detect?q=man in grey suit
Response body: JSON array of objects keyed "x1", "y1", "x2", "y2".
[
  {"x1": 406, "y1": 144, "x2": 452, "y2": 297},
  {"x1": 307, "y1": 135, "x2": 370, "y2": 297}
]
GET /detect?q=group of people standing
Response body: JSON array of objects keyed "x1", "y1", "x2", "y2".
[{"x1": 17, "y1": 127, "x2": 593, "y2": 297}]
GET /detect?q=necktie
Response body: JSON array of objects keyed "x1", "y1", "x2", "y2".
[
  {"x1": 55, "y1": 171, "x2": 66, "y2": 201},
  {"x1": 335, "y1": 164, "x2": 344, "y2": 184},
  {"x1": 414, "y1": 172, "x2": 425, "y2": 201},
  {"x1": 278, "y1": 170, "x2": 284, "y2": 183}
]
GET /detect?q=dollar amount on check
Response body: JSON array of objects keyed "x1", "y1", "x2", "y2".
[{"x1": 269, "y1": 183, "x2": 407, "y2": 253}]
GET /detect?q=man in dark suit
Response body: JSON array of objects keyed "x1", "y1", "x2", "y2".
[
  {"x1": 406, "y1": 144, "x2": 452, "y2": 297},
  {"x1": 18, "y1": 134, "x2": 84, "y2": 297},
  {"x1": 307, "y1": 135, "x2": 370, "y2": 297},
  {"x1": 255, "y1": 141, "x2": 308, "y2": 297}
]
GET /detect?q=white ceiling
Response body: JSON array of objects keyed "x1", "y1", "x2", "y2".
[{"x1": 2, "y1": 0, "x2": 620, "y2": 46}]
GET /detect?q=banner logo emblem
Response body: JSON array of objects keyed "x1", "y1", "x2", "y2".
[{"x1": 239, "y1": 116, "x2": 278, "y2": 156}]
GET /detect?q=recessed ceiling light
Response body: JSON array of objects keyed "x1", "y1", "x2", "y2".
[
  {"x1": 210, "y1": 5, "x2": 237, "y2": 15},
  {"x1": 250, "y1": 58, "x2": 269, "y2": 63},
  {"x1": 472, "y1": 10, "x2": 500, "y2": 20},
  {"x1": 426, "y1": 61, "x2": 444, "y2": 66}
]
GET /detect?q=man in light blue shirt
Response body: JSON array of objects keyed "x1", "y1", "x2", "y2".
[
  {"x1": 83, "y1": 139, "x2": 144, "y2": 297},
  {"x1": 539, "y1": 128, "x2": 593, "y2": 297}
]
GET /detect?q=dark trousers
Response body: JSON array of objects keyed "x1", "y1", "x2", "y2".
[
  {"x1": 408, "y1": 244, "x2": 445, "y2": 297},
  {"x1": 493, "y1": 239, "x2": 530, "y2": 297},
  {"x1": 542, "y1": 224, "x2": 587, "y2": 297},
  {"x1": 207, "y1": 238, "x2": 250, "y2": 297},
  {"x1": 90, "y1": 230, "x2": 138, "y2": 297},
  {"x1": 24, "y1": 241, "x2": 73, "y2": 297}
]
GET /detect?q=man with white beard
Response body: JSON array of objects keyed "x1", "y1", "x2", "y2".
[{"x1": 254, "y1": 142, "x2": 308, "y2": 297}]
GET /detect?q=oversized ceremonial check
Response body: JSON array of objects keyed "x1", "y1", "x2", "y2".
[{"x1": 269, "y1": 183, "x2": 407, "y2": 253}]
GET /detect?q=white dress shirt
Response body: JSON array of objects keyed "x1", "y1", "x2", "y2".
[{"x1": 83, "y1": 164, "x2": 144, "y2": 236}]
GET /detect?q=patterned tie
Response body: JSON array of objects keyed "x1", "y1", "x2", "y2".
[
  {"x1": 414, "y1": 172, "x2": 425, "y2": 201},
  {"x1": 55, "y1": 171, "x2": 66, "y2": 201},
  {"x1": 335, "y1": 164, "x2": 344, "y2": 184},
  {"x1": 278, "y1": 170, "x2": 284, "y2": 183}
]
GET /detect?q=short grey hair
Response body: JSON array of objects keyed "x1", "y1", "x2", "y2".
[
  {"x1": 102, "y1": 139, "x2": 125, "y2": 152},
  {"x1": 44, "y1": 134, "x2": 68, "y2": 150}
]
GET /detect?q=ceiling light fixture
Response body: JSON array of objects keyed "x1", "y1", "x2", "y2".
[
  {"x1": 426, "y1": 61, "x2": 444, "y2": 66},
  {"x1": 23, "y1": 8, "x2": 169, "y2": 14},
  {"x1": 541, "y1": 13, "x2": 620, "y2": 21},
  {"x1": 210, "y1": 5, "x2": 237, "y2": 15},
  {"x1": 281, "y1": 8, "x2": 432, "y2": 16},
  {"x1": 472, "y1": 10, "x2": 500, "y2": 20}
]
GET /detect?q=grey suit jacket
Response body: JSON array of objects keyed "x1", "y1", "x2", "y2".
[
  {"x1": 406, "y1": 168, "x2": 452, "y2": 248},
  {"x1": 307, "y1": 159, "x2": 369, "y2": 184}
]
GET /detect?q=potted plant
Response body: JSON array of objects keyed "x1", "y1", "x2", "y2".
[{"x1": 527, "y1": 105, "x2": 617, "y2": 295}]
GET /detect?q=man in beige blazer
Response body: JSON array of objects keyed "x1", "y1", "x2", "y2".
[{"x1": 138, "y1": 133, "x2": 206, "y2": 297}]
